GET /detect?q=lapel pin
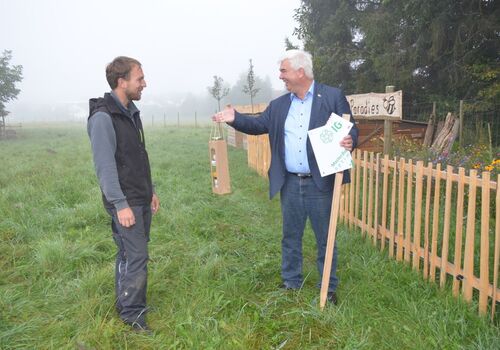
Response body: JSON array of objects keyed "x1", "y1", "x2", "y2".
[{"x1": 317, "y1": 93, "x2": 322, "y2": 97}]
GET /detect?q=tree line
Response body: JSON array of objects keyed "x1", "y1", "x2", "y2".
[{"x1": 291, "y1": 0, "x2": 499, "y2": 110}]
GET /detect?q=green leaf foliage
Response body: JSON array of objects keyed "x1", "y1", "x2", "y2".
[
  {"x1": 0, "y1": 50, "x2": 23, "y2": 117},
  {"x1": 294, "y1": 0, "x2": 499, "y2": 107}
]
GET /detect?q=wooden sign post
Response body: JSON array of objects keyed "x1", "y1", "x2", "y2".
[
  {"x1": 347, "y1": 86, "x2": 401, "y2": 155},
  {"x1": 320, "y1": 114, "x2": 352, "y2": 310},
  {"x1": 209, "y1": 122, "x2": 231, "y2": 195}
]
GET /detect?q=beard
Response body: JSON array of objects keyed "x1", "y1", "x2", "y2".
[{"x1": 126, "y1": 89, "x2": 142, "y2": 101}]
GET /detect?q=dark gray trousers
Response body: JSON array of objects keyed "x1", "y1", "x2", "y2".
[{"x1": 107, "y1": 205, "x2": 152, "y2": 324}]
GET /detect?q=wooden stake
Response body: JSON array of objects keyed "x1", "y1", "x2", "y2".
[
  {"x1": 320, "y1": 114, "x2": 352, "y2": 310},
  {"x1": 320, "y1": 172, "x2": 344, "y2": 310}
]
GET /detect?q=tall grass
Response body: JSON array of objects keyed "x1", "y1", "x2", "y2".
[{"x1": 0, "y1": 125, "x2": 499, "y2": 349}]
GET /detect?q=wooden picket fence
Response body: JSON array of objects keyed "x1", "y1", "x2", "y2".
[
  {"x1": 247, "y1": 135, "x2": 270, "y2": 178},
  {"x1": 246, "y1": 136, "x2": 500, "y2": 321},
  {"x1": 341, "y1": 150, "x2": 499, "y2": 321}
]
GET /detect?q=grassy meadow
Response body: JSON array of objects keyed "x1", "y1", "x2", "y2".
[{"x1": 0, "y1": 125, "x2": 499, "y2": 349}]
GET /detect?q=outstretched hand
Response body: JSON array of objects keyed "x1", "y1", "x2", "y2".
[{"x1": 212, "y1": 106, "x2": 235, "y2": 123}]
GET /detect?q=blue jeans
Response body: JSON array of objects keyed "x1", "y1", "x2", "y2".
[{"x1": 280, "y1": 173, "x2": 338, "y2": 292}]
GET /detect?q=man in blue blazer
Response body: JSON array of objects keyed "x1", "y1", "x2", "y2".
[{"x1": 213, "y1": 50, "x2": 358, "y2": 304}]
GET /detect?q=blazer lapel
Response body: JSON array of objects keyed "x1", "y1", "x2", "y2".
[
  {"x1": 278, "y1": 94, "x2": 292, "y2": 160},
  {"x1": 278, "y1": 93, "x2": 292, "y2": 126},
  {"x1": 309, "y1": 83, "x2": 324, "y2": 130}
]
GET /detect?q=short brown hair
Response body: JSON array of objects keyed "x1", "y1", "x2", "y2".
[{"x1": 106, "y1": 56, "x2": 142, "y2": 89}]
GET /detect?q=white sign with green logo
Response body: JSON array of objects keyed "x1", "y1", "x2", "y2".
[{"x1": 308, "y1": 113, "x2": 353, "y2": 177}]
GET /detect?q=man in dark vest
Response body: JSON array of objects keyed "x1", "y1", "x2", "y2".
[{"x1": 87, "y1": 56, "x2": 160, "y2": 332}]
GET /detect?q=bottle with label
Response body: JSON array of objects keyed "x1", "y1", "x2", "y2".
[{"x1": 211, "y1": 149, "x2": 218, "y2": 187}]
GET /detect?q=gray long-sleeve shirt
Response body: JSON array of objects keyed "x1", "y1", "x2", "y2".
[{"x1": 87, "y1": 91, "x2": 139, "y2": 211}]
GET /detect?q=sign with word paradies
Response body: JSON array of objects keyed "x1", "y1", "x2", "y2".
[
  {"x1": 308, "y1": 113, "x2": 353, "y2": 177},
  {"x1": 347, "y1": 90, "x2": 402, "y2": 119}
]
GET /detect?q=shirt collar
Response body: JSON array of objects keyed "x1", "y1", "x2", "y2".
[
  {"x1": 110, "y1": 91, "x2": 139, "y2": 116},
  {"x1": 290, "y1": 80, "x2": 315, "y2": 102}
]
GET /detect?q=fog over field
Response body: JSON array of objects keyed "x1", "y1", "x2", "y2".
[{"x1": 0, "y1": 0, "x2": 301, "y2": 122}]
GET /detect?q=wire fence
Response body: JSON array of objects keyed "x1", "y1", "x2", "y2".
[{"x1": 404, "y1": 100, "x2": 499, "y2": 147}]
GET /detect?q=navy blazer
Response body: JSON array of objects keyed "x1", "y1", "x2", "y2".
[{"x1": 231, "y1": 82, "x2": 359, "y2": 199}]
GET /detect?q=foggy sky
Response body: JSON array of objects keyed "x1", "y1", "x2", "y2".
[{"x1": 0, "y1": 0, "x2": 301, "y2": 120}]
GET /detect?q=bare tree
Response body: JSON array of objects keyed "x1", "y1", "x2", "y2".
[
  {"x1": 207, "y1": 75, "x2": 230, "y2": 112},
  {"x1": 242, "y1": 59, "x2": 260, "y2": 113}
]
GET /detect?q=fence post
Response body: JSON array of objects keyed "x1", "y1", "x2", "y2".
[
  {"x1": 459, "y1": 100, "x2": 464, "y2": 147},
  {"x1": 195, "y1": 111, "x2": 198, "y2": 128},
  {"x1": 177, "y1": 112, "x2": 180, "y2": 127},
  {"x1": 383, "y1": 85, "x2": 395, "y2": 155},
  {"x1": 164, "y1": 113, "x2": 166, "y2": 127}
]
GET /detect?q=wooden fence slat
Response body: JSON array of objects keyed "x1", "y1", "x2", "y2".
[
  {"x1": 339, "y1": 182, "x2": 345, "y2": 221},
  {"x1": 344, "y1": 184, "x2": 349, "y2": 225},
  {"x1": 430, "y1": 164, "x2": 442, "y2": 282},
  {"x1": 374, "y1": 154, "x2": 380, "y2": 247},
  {"x1": 404, "y1": 160, "x2": 413, "y2": 263},
  {"x1": 492, "y1": 174, "x2": 500, "y2": 320},
  {"x1": 362, "y1": 151, "x2": 369, "y2": 237},
  {"x1": 368, "y1": 153, "x2": 375, "y2": 242},
  {"x1": 382, "y1": 155, "x2": 389, "y2": 251},
  {"x1": 397, "y1": 158, "x2": 406, "y2": 261},
  {"x1": 479, "y1": 171, "x2": 490, "y2": 314},
  {"x1": 349, "y1": 154, "x2": 356, "y2": 229},
  {"x1": 452, "y1": 167, "x2": 465, "y2": 296},
  {"x1": 423, "y1": 162, "x2": 433, "y2": 278},
  {"x1": 440, "y1": 165, "x2": 454, "y2": 288},
  {"x1": 413, "y1": 161, "x2": 424, "y2": 271},
  {"x1": 463, "y1": 169, "x2": 478, "y2": 301},
  {"x1": 355, "y1": 149, "x2": 361, "y2": 231},
  {"x1": 389, "y1": 158, "x2": 397, "y2": 258}
]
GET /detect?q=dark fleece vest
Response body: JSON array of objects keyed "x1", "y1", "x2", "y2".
[{"x1": 89, "y1": 93, "x2": 153, "y2": 209}]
